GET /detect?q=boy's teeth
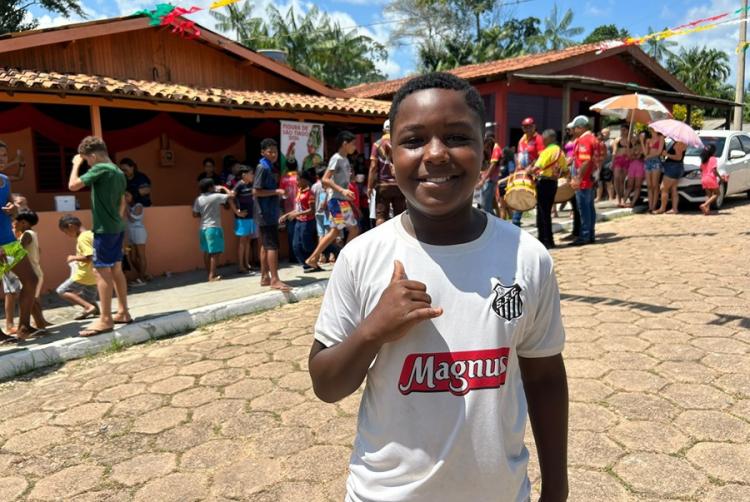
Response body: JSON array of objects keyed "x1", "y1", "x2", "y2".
[{"x1": 425, "y1": 176, "x2": 450, "y2": 183}]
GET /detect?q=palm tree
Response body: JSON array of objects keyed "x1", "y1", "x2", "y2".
[
  {"x1": 538, "y1": 3, "x2": 584, "y2": 51},
  {"x1": 667, "y1": 47, "x2": 731, "y2": 97},
  {"x1": 210, "y1": 1, "x2": 271, "y2": 48},
  {"x1": 644, "y1": 26, "x2": 678, "y2": 62}
]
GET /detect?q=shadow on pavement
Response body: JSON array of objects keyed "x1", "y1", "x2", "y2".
[{"x1": 560, "y1": 293, "x2": 678, "y2": 314}]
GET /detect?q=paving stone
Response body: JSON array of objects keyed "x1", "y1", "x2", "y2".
[
  {"x1": 251, "y1": 481, "x2": 328, "y2": 502},
  {"x1": 563, "y1": 359, "x2": 610, "y2": 379},
  {"x1": 247, "y1": 361, "x2": 296, "y2": 379},
  {"x1": 250, "y1": 390, "x2": 306, "y2": 413},
  {"x1": 313, "y1": 416, "x2": 357, "y2": 446},
  {"x1": 608, "y1": 421, "x2": 690, "y2": 453},
  {"x1": 131, "y1": 365, "x2": 179, "y2": 383},
  {"x1": 171, "y1": 386, "x2": 221, "y2": 407},
  {"x1": 0, "y1": 476, "x2": 27, "y2": 501},
  {"x1": 178, "y1": 360, "x2": 224, "y2": 376},
  {"x1": 277, "y1": 371, "x2": 313, "y2": 391},
  {"x1": 714, "y1": 373, "x2": 750, "y2": 398},
  {"x1": 52, "y1": 402, "x2": 111, "y2": 426},
  {"x1": 96, "y1": 383, "x2": 147, "y2": 402},
  {"x1": 226, "y1": 352, "x2": 270, "y2": 368},
  {"x1": 730, "y1": 399, "x2": 750, "y2": 421},
  {"x1": 148, "y1": 376, "x2": 196, "y2": 394},
  {"x1": 568, "y1": 379, "x2": 614, "y2": 402},
  {"x1": 2, "y1": 426, "x2": 67, "y2": 454},
  {"x1": 685, "y1": 442, "x2": 750, "y2": 483},
  {"x1": 192, "y1": 399, "x2": 247, "y2": 425},
  {"x1": 638, "y1": 330, "x2": 692, "y2": 345},
  {"x1": 81, "y1": 373, "x2": 129, "y2": 391},
  {"x1": 0, "y1": 411, "x2": 53, "y2": 437},
  {"x1": 691, "y1": 337, "x2": 749, "y2": 354},
  {"x1": 180, "y1": 439, "x2": 252, "y2": 469},
  {"x1": 28, "y1": 464, "x2": 104, "y2": 500},
  {"x1": 606, "y1": 392, "x2": 679, "y2": 422},
  {"x1": 111, "y1": 452, "x2": 176, "y2": 486},
  {"x1": 212, "y1": 458, "x2": 283, "y2": 498},
  {"x1": 41, "y1": 390, "x2": 93, "y2": 411},
  {"x1": 221, "y1": 411, "x2": 279, "y2": 438},
  {"x1": 701, "y1": 484, "x2": 750, "y2": 502},
  {"x1": 567, "y1": 469, "x2": 632, "y2": 502},
  {"x1": 132, "y1": 407, "x2": 187, "y2": 434},
  {"x1": 251, "y1": 426, "x2": 315, "y2": 457},
  {"x1": 110, "y1": 393, "x2": 165, "y2": 416},
  {"x1": 133, "y1": 472, "x2": 209, "y2": 502},
  {"x1": 647, "y1": 343, "x2": 704, "y2": 362},
  {"x1": 613, "y1": 452, "x2": 706, "y2": 498},
  {"x1": 663, "y1": 383, "x2": 734, "y2": 410},
  {"x1": 198, "y1": 368, "x2": 246, "y2": 387},
  {"x1": 281, "y1": 401, "x2": 340, "y2": 428},
  {"x1": 283, "y1": 445, "x2": 351, "y2": 482},
  {"x1": 653, "y1": 361, "x2": 719, "y2": 384},
  {"x1": 675, "y1": 410, "x2": 750, "y2": 442},
  {"x1": 152, "y1": 424, "x2": 213, "y2": 453},
  {"x1": 598, "y1": 351, "x2": 658, "y2": 370},
  {"x1": 604, "y1": 370, "x2": 667, "y2": 392},
  {"x1": 567, "y1": 431, "x2": 623, "y2": 468}
]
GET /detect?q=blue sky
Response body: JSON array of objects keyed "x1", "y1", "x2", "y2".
[{"x1": 26, "y1": 0, "x2": 746, "y2": 81}]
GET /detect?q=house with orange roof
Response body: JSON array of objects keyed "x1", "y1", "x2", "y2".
[
  {"x1": 347, "y1": 43, "x2": 739, "y2": 147},
  {"x1": 0, "y1": 14, "x2": 390, "y2": 288}
]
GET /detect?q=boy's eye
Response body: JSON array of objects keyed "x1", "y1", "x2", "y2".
[{"x1": 401, "y1": 137, "x2": 424, "y2": 148}]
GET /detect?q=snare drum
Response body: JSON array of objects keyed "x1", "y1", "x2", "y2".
[
  {"x1": 554, "y1": 178, "x2": 575, "y2": 203},
  {"x1": 505, "y1": 171, "x2": 536, "y2": 212}
]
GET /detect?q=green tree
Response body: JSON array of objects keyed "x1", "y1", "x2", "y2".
[
  {"x1": 0, "y1": 0, "x2": 85, "y2": 34},
  {"x1": 583, "y1": 24, "x2": 630, "y2": 44},
  {"x1": 644, "y1": 26, "x2": 678, "y2": 62},
  {"x1": 537, "y1": 3, "x2": 584, "y2": 51},
  {"x1": 212, "y1": 2, "x2": 386, "y2": 88},
  {"x1": 666, "y1": 47, "x2": 731, "y2": 96}
]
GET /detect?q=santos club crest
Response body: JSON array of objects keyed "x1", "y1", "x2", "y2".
[{"x1": 491, "y1": 281, "x2": 523, "y2": 321}]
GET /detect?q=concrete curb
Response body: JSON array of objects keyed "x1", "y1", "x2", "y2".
[
  {"x1": 0, "y1": 280, "x2": 329, "y2": 381},
  {"x1": 526, "y1": 207, "x2": 633, "y2": 238}
]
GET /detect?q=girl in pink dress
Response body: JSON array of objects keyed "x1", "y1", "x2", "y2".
[
  {"x1": 624, "y1": 136, "x2": 645, "y2": 207},
  {"x1": 699, "y1": 144, "x2": 720, "y2": 215}
]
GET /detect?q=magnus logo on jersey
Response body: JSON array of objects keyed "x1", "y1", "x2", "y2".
[
  {"x1": 492, "y1": 282, "x2": 523, "y2": 321},
  {"x1": 398, "y1": 348, "x2": 511, "y2": 396}
]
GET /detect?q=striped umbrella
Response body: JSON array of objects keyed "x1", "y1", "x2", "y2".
[{"x1": 590, "y1": 93, "x2": 672, "y2": 125}]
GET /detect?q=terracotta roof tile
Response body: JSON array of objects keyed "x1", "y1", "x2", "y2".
[
  {"x1": 0, "y1": 68, "x2": 390, "y2": 116},
  {"x1": 346, "y1": 43, "x2": 603, "y2": 98}
]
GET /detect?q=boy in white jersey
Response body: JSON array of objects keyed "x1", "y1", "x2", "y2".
[{"x1": 309, "y1": 73, "x2": 568, "y2": 502}]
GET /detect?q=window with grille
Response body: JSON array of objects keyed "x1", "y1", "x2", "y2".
[{"x1": 33, "y1": 132, "x2": 84, "y2": 192}]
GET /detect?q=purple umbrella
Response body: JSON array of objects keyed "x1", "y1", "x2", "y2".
[{"x1": 648, "y1": 119, "x2": 704, "y2": 148}]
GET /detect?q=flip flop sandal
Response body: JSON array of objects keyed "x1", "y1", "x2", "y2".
[
  {"x1": 114, "y1": 319, "x2": 134, "y2": 325},
  {"x1": 79, "y1": 327, "x2": 113, "y2": 338},
  {"x1": 74, "y1": 309, "x2": 98, "y2": 321},
  {"x1": 303, "y1": 266, "x2": 324, "y2": 273},
  {"x1": 0, "y1": 333, "x2": 18, "y2": 344}
]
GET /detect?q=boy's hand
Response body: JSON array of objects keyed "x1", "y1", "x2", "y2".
[
  {"x1": 72, "y1": 154, "x2": 83, "y2": 169},
  {"x1": 341, "y1": 189, "x2": 355, "y2": 201},
  {"x1": 361, "y1": 261, "x2": 443, "y2": 346},
  {"x1": 275, "y1": 189, "x2": 286, "y2": 197},
  {"x1": 278, "y1": 214, "x2": 287, "y2": 225},
  {"x1": 67, "y1": 255, "x2": 77, "y2": 263},
  {"x1": 2, "y1": 202, "x2": 14, "y2": 215}
]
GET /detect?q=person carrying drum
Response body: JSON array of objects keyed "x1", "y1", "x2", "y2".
[
  {"x1": 515, "y1": 117, "x2": 545, "y2": 227},
  {"x1": 527, "y1": 130, "x2": 568, "y2": 249},
  {"x1": 476, "y1": 132, "x2": 502, "y2": 215}
]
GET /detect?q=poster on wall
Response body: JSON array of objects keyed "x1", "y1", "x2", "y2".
[{"x1": 280, "y1": 121, "x2": 325, "y2": 172}]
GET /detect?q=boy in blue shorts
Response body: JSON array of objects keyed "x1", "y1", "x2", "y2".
[
  {"x1": 304, "y1": 131, "x2": 360, "y2": 268},
  {"x1": 69, "y1": 136, "x2": 131, "y2": 337},
  {"x1": 231, "y1": 165, "x2": 258, "y2": 275},
  {"x1": 193, "y1": 178, "x2": 234, "y2": 282},
  {"x1": 309, "y1": 73, "x2": 568, "y2": 501}
]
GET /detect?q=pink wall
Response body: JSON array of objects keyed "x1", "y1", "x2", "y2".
[
  {"x1": 35, "y1": 206, "x2": 289, "y2": 294},
  {"x1": 0, "y1": 129, "x2": 246, "y2": 211}
]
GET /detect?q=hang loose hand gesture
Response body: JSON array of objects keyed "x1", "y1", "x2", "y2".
[{"x1": 360, "y1": 260, "x2": 443, "y2": 345}]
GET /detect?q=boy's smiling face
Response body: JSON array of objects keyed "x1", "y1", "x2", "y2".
[{"x1": 391, "y1": 88, "x2": 483, "y2": 217}]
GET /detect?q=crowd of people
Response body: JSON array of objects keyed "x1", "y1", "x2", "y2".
[{"x1": 472, "y1": 111, "x2": 718, "y2": 249}]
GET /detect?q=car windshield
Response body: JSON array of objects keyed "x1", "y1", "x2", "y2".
[{"x1": 686, "y1": 137, "x2": 725, "y2": 157}]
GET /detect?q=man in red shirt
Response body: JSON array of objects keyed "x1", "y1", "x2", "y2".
[
  {"x1": 517, "y1": 117, "x2": 545, "y2": 168},
  {"x1": 513, "y1": 117, "x2": 545, "y2": 226},
  {"x1": 569, "y1": 115, "x2": 597, "y2": 246}
]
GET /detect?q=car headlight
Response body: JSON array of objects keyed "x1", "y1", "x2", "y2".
[{"x1": 684, "y1": 170, "x2": 701, "y2": 179}]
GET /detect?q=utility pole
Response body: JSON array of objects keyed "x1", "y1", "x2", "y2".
[{"x1": 734, "y1": 0, "x2": 748, "y2": 130}]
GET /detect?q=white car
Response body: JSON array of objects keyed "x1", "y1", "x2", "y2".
[{"x1": 680, "y1": 131, "x2": 750, "y2": 208}]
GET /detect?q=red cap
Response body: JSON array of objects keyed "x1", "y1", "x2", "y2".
[{"x1": 521, "y1": 117, "x2": 535, "y2": 126}]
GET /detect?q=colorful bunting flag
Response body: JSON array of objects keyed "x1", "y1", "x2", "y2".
[{"x1": 134, "y1": 0, "x2": 240, "y2": 39}]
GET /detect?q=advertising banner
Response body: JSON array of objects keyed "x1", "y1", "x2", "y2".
[{"x1": 280, "y1": 121, "x2": 324, "y2": 172}]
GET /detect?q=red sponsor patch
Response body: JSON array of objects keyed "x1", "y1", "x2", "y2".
[{"x1": 398, "y1": 348, "x2": 511, "y2": 396}]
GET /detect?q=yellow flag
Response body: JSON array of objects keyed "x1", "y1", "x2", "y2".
[{"x1": 209, "y1": 0, "x2": 240, "y2": 9}]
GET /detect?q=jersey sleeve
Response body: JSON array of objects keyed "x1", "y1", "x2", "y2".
[
  {"x1": 517, "y1": 261, "x2": 565, "y2": 358},
  {"x1": 314, "y1": 252, "x2": 362, "y2": 348},
  {"x1": 491, "y1": 145, "x2": 503, "y2": 163},
  {"x1": 78, "y1": 232, "x2": 94, "y2": 257},
  {"x1": 327, "y1": 155, "x2": 338, "y2": 172},
  {"x1": 192, "y1": 197, "x2": 200, "y2": 214},
  {"x1": 80, "y1": 164, "x2": 103, "y2": 187}
]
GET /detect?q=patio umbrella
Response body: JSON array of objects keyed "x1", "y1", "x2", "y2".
[
  {"x1": 589, "y1": 93, "x2": 672, "y2": 124},
  {"x1": 648, "y1": 119, "x2": 704, "y2": 148}
]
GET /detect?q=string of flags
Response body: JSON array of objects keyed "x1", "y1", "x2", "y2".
[
  {"x1": 596, "y1": 6, "x2": 750, "y2": 54},
  {"x1": 134, "y1": 0, "x2": 241, "y2": 39}
]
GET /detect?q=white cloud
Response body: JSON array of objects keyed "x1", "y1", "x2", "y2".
[
  {"x1": 31, "y1": 2, "x2": 105, "y2": 29},
  {"x1": 585, "y1": 0, "x2": 613, "y2": 18}
]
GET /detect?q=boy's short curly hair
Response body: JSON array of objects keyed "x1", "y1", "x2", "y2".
[
  {"x1": 15, "y1": 209, "x2": 38, "y2": 227},
  {"x1": 77, "y1": 136, "x2": 108, "y2": 156},
  {"x1": 389, "y1": 73, "x2": 485, "y2": 133}
]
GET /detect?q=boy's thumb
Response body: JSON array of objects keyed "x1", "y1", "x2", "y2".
[{"x1": 390, "y1": 260, "x2": 407, "y2": 283}]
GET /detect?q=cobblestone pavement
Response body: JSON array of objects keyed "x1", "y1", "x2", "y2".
[{"x1": 0, "y1": 200, "x2": 748, "y2": 501}]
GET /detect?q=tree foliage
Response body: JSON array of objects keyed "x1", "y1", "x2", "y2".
[
  {"x1": 583, "y1": 24, "x2": 630, "y2": 44},
  {"x1": 644, "y1": 26, "x2": 678, "y2": 62},
  {"x1": 211, "y1": 2, "x2": 386, "y2": 88},
  {"x1": 0, "y1": 0, "x2": 85, "y2": 34},
  {"x1": 537, "y1": 3, "x2": 584, "y2": 51},
  {"x1": 667, "y1": 47, "x2": 731, "y2": 97}
]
